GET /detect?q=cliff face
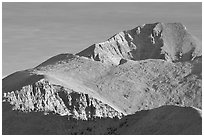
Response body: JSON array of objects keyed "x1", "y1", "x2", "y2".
[
  {"x1": 3, "y1": 79, "x2": 122, "y2": 120},
  {"x1": 77, "y1": 23, "x2": 201, "y2": 65}
]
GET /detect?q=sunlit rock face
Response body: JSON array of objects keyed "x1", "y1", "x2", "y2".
[
  {"x1": 77, "y1": 22, "x2": 201, "y2": 65},
  {"x1": 3, "y1": 79, "x2": 123, "y2": 120}
]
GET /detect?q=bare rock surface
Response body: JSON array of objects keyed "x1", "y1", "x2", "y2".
[
  {"x1": 3, "y1": 79, "x2": 122, "y2": 120},
  {"x1": 77, "y1": 22, "x2": 201, "y2": 65},
  {"x1": 95, "y1": 58, "x2": 202, "y2": 114}
]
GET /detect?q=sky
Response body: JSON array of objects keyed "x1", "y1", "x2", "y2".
[{"x1": 2, "y1": 2, "x2": 202, "y2": 77}]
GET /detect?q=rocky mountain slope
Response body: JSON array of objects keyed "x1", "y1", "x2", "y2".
[
  {"x1": 2, "y1": 22, "x2": 202, "y2": 135},
  {"x1": 77, "y1": 22, "x2": 201, "y2": 65},
  {"x1": 3, "y1": 79, "x2": 122, "y2": 120}
]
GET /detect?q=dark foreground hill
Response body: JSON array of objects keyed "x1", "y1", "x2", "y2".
[
  {"x1": 2, "y1": 22, "x2": 202, "y2": 135},
  {"x1": 2, "y1": 104, "x2": 202, "y2": 135}
]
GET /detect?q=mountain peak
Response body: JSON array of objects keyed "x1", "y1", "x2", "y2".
[
  {"x1": 77, "y1": 22, "x2": 201, "y2": 65},
  {"x1": 2, "y1": 22, "x2": 202, "y2": 135}
]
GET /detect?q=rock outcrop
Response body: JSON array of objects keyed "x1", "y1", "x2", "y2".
[
  {"x1": 3, "y1": 79, "x2": 122, "y2": 120},
  {"x1": 77, "y1": 22, "x2": 201, "y2": 65}
]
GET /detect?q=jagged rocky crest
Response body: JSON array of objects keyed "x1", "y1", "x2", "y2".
[
  {"x1": 77, "y1": 22, "x2": 201, "y2": 65},
  {"x1": 3, "y1": 79, "x2": 122, "y2": 120}
]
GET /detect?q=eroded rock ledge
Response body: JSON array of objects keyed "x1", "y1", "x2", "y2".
[{"x1": 3, "y1": 79, "x2": 123, "y2": 120}]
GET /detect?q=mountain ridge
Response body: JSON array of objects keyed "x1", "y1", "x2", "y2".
[
  {"x1": 2, "y1": 22, "x2": 202, "y2": 134},
  {"x1": 77, "y1": 22, "x2": 201, "y2": 65}
]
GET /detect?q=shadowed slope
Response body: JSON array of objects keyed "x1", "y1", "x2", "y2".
[
  {"x1": 2, "y1": 70, "x2": 44, "y2": 93},
  {"x1": 2, "y1": 105, "x2": 201, "y2": 135}
]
